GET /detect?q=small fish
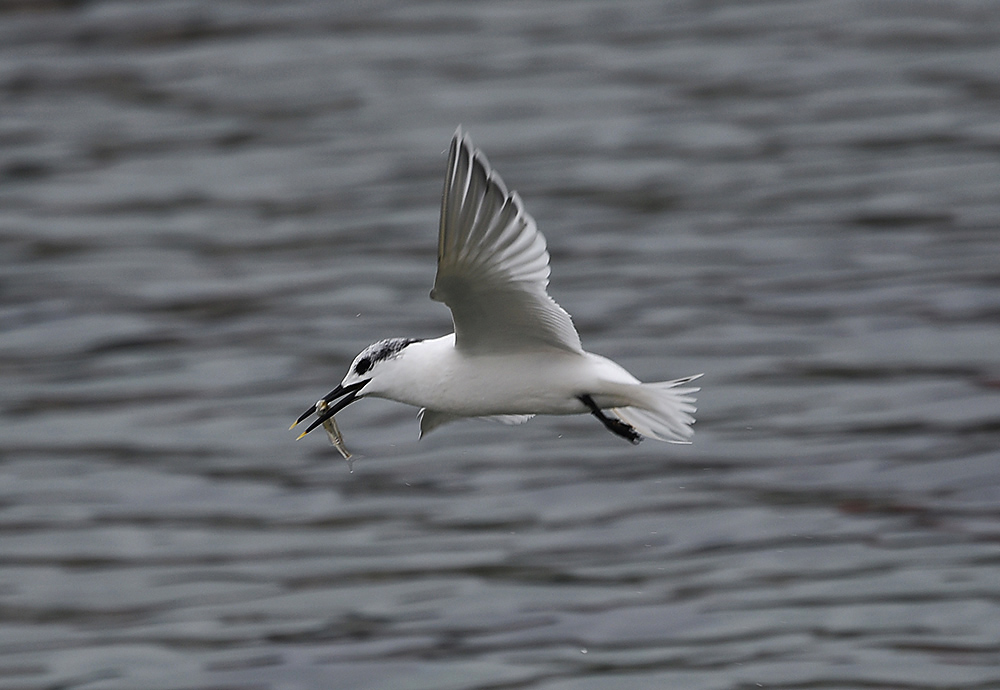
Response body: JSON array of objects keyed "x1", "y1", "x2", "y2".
[{"x1": 317, "y1": 399, "x2": 353, "y2": 467}]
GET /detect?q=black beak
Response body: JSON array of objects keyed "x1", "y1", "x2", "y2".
[{"x1": 290, "y1": 379, "x2": 370, "y2": 437}]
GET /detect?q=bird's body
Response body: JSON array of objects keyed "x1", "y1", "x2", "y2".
[
  {"x1": 361, "y1": 334, "x2": 635, "y2": 416},
  {"x1": 292, "y1": 128, "x2": 701, "y2": 448}
]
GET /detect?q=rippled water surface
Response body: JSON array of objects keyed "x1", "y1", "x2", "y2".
[{"x1": 2, "y1": 1, "x2": 1000, "y2": 689}]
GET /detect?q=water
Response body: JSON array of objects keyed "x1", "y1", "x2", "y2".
[{"x1": 2, "y1": 1, "x2": 1000, "y2": 688}]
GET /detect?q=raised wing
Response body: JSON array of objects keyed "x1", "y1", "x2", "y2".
[{"x1": 430, "y1": 128, "x2": 583, "y2": 355}]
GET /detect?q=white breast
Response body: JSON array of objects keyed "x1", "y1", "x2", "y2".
[{"x1": 366, "y1": 335, "x2": 638, "y2": 417}]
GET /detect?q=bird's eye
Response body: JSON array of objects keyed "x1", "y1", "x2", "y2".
[{"x1": 355, "y1": 357, "x2": 371, "y2": 375}]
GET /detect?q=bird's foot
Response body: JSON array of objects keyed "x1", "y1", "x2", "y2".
[
  {"x1": 579, "y1": 394, "x2": 643, "y2": 445},
  {"x1": 605, "y1": 417, "x2": 642, "y2": 445}
]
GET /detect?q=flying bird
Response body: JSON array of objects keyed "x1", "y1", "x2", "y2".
[{"x1": 291, "y1": 128, "x2": 701, "y2": 451}]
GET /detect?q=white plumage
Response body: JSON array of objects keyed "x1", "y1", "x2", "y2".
[{"x1": 292, "y1": 128, "x2": 701, "y2": 448}]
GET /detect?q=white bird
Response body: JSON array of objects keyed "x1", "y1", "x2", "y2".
[{"x1": 291, "y1": 128, "x2": 701, "y2": 449}]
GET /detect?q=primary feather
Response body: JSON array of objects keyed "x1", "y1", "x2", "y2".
[{"x1": 432, "y1": 128, "x2": 583, "y2": 355}]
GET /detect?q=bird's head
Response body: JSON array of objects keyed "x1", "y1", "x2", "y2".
[
  {"x1": 291, "y1": 338, "x2": 422, "y2": 438},
  {"x1": 339, "y1": 337, "x2": 423, "y2": 392}
]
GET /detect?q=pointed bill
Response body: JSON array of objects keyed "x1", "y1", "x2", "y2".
[{"x1": 291, "y1": 380, "x2": 369, "y2": 444}]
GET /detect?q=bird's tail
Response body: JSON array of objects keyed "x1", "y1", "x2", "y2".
[{"x1": 611, "y1": 374, "x2": 702, "y2": 443}]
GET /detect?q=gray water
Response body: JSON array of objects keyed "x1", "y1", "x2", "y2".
[{"x1": 2, "y1": 1, "x2": 1000, "y2": 689}]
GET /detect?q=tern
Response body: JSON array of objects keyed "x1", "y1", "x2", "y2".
[{"x1": 291, "y1": 128, "x2": 701, "y2": 450}]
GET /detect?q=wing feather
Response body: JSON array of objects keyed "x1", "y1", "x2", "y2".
[{"x1": 432, "y1": 128, "x2": 582, "y2": 354}]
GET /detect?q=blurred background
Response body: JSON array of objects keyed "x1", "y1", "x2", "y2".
[{"x1": 2, "y1": 1, "x2": 1000, "y2": 688}]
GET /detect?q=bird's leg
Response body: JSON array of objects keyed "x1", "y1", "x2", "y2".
[{"x1": 578, "y1": 394, "x2": 642, "y2": 445}]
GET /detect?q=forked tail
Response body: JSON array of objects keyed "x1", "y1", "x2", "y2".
[{"x1": 611, "y1": 374, "x2": 702, "y2": 443}]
